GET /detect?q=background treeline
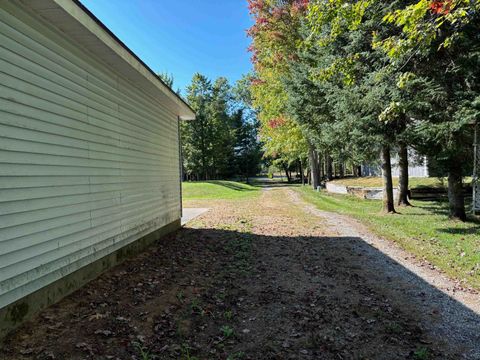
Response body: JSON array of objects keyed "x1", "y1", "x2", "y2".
[
  {"x1": 178, "y1": 73, "x2": 263, "y2": 182},
  {"x1": 247, "y1": 0, "x2": 480, "y2": 221}
]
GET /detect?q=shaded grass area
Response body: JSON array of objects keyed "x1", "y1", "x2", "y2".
[
  {"x1": 182, "y1": 180, "x2": 259, "y2": 200},
  {"x1": 296, "y1": 187, "x2": 480, "y2": 289},
  {"x1": 331, "y1": 176, "x2": 472, "y2": 189}
]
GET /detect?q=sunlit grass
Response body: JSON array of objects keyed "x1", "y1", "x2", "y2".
[
  {"x1": 331, "y1": 176, "x2": 472, "y2": 189},
  {"x1": 296, "y1": 187, "x2": 480, "y2": 289},
  {"x1": 182, "y1": 180, "x2": 259, "y2": 200}
]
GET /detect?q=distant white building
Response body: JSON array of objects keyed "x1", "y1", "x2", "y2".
[{"x1": 362, "y1": 149, "x2": 429, "y2": 178}]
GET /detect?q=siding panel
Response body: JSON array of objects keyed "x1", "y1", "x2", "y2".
[{"x1": 0, "y1": 2, "x2": 181, "y2": 309}]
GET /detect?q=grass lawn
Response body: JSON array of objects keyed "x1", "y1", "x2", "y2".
[
  {"x1": 182, "y1": 180, "x2": 259, "y2": 200},
  {"x1": 331, "y1": 176, "x2": 472, "y2": 189},
  {"x1": 296, "y1": 187, "x2": 480, "y2": 289}
]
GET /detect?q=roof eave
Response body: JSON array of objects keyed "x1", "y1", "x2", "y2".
[{"x1": 24, "y1": 0, "x2": 195, "y2": 120}]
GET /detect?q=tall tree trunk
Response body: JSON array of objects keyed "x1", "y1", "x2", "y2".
[
  {"x1": 397, "y1": 142, "x2": 411, "y2": 206},
  {"x1": 318, "y1": 155, "x2": 324, "y2": 181},
  {"x1": 357, "y1": 165, "x2": 362, "y2": 177},
  {"x1": 314, "y1": 151, "x2": 321, "y2": 185},
  {"x1": 448, "y1": 159, "x2": 466, "y2": 221},
  {"x1": 299, "y1": 159, "x2": 305, "y2": 186},
  {"x1": 322, "y1": 157, "x2": 325, "y2": 180},
  {"x1": 381, "y1": 145, "x2": 396, "y2": 213},
  {"x1": 282, "y1": 163, "x2": 291, "y2": 183},
  {"x1": 339, "y1": 162, "x2": 345, "y2": 178},
  {"x1": 308, "y1": 143, "x2": 320, "y2": 189},
  {"x1": 326, "y1": 155, "x2": 333, "y2": 180},
  {"x1": 199, "y1": 119, "x2": 208, "y2": 181}
]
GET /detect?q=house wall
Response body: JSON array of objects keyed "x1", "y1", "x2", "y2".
[{"x1": 0, "y1": 1, "x2": 181, "y2": 333}]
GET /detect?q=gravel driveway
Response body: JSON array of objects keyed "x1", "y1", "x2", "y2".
[{"x1": 1, "y1": 187, "x2": 479, "y2": 359}]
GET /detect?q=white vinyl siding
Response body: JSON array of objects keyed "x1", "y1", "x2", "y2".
[{"x1": 0, "y1": 2, "x2": 181, "y2": 308}]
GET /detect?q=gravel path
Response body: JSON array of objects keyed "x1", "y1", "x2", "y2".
[
  {"x1": 287, "y1": 188, "x2": 480, "y2": 359},
  {"x1": 1, "y1": 187, "x2": 479, "y2": 359}
]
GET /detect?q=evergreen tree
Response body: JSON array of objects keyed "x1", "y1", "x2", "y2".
[
  {"x1": 158, "y1": 72, "x2": 174, "y2": 89},
  {"x1": 181, "y1": 73, "x2": 263, "y2": 181}
]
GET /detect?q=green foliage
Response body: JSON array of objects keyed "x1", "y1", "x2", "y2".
[
  {"x1": 372, "y1": 1, "x2": 479, "y2": 185},
  {"x1": 413, "y1": 347, "x2": 430, "y2": 360},
  {"x1": 158, "y1": 71, "x2": 175, "y2": 89},
  {"x1": 134, "y1": 343, "x2": 153, "y2": 360},
  {"x1": 189, "y1": 297, "x2": 203, "y2": 314},
  {"x1": 232, "y1": 111, "x2": 263, "y2": 181},
  {"x1": 220, "y1": 325, "x2": 235, "y2": 338},
  {"x1": 232, "y1": 77, "x2": 264, "y2": 181},
  {"x1": 248, "y1": 0, "x2": 479, "y2": 218},
  {"x1": 181, "y1": 73, "x2": 263, "y2": 180},
  {"x1": 378, "y1": 0, "x2": 480, "y2": 58},
  {"x1": 247, "y1": 0, "x2": 310, "y2": 168},
  {"x1": 223, "y1": 310, "x2": 233, "y2": 320},
  {"x1": 176, "y1": 290, "x2": 185, "y2": 303},
  {"x1": 307, "y1": 0, "x2": 372, "y2": 46},
  {"x1": 286, "y1": 0, "x2": 408, "y2": 172}
]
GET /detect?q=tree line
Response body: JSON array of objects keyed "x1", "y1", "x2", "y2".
[
  {"x1": 179, "y1": 73, "x2": 263, "y2": 182},
  {"x1": 247, "y1": 0, "x2": 480, "y2": 221}
]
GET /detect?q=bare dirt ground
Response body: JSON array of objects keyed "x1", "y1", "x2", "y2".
[{"x1": 1, "y1": 187, "x2": 479, "y2": 360}]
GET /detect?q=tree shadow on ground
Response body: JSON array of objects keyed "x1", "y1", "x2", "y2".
[
  {"x1": 412, "y1": 199, "x2": 451, "y2": 216},
  {"x1": 437, "y1": 226, "x2": 480, "y2": 235},
  {"x1": 412, "y1": 197, "x2": 478, "y2": 220},
  {"x1": 249, "y1": 178, "x2": 302, "y2": 188},
  {"x1": 2, "y1": 227, "x2": 479, "y2": 360},
  {"x1": 204, "y1": 180, "x2": 257, "y2": 192}
]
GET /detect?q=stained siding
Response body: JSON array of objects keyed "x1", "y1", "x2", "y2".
[{"x1": 0, "y1": 3, "x2": 181, "y2": 308}]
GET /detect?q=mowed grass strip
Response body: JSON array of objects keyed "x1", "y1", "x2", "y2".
[
  {"x1": 296, "y1": 186, "x2": 480, "y2": 289},
  {"x1": 331, "y1": 176, "x2": 472, "y2": 189},
  {"x1": 182, "y1": 180, "x2": 259, "y2": 200}
]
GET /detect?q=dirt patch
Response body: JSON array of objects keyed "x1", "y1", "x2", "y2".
[{"x1": 1, "y1": 188, "x2": 478, "y2": 359}]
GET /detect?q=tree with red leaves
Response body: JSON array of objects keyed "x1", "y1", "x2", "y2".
[
  {"x1": 429, "y1": 0, "x2": 452, "y2": 14},
  {"x1": 247, "y1": 0, "x2": 311, "y2": 182}
]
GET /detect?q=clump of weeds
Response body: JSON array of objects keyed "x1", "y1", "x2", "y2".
[
  {"x1": 220, "y1": 325, "x2": 235, "y2": 339},
  {"x1": 134, "y1": 342, "x2": 153, "y2": 360},
  {"x1": 181, "y1": 343, "x2": 199, "y2": 360},
  {"x1": 176, "y1": 290, "x2": 185, "y2": 303},
  {"x1": 413, "y1": 347, "x2": 429, "y2": 360},
  {"x1": 189, "y1": 297, "x2": 204, "y2": 315},
  {"x1": 227, "y1": 351, "x2": 245, "y2": 360},
  {"x1": 224, "y1": 310, "x2": 233, "y2": 320}
]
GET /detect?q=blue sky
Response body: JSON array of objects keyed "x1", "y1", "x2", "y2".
[{"x1": 80, "y1": 0, "x2": 253, "y2": 93}]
